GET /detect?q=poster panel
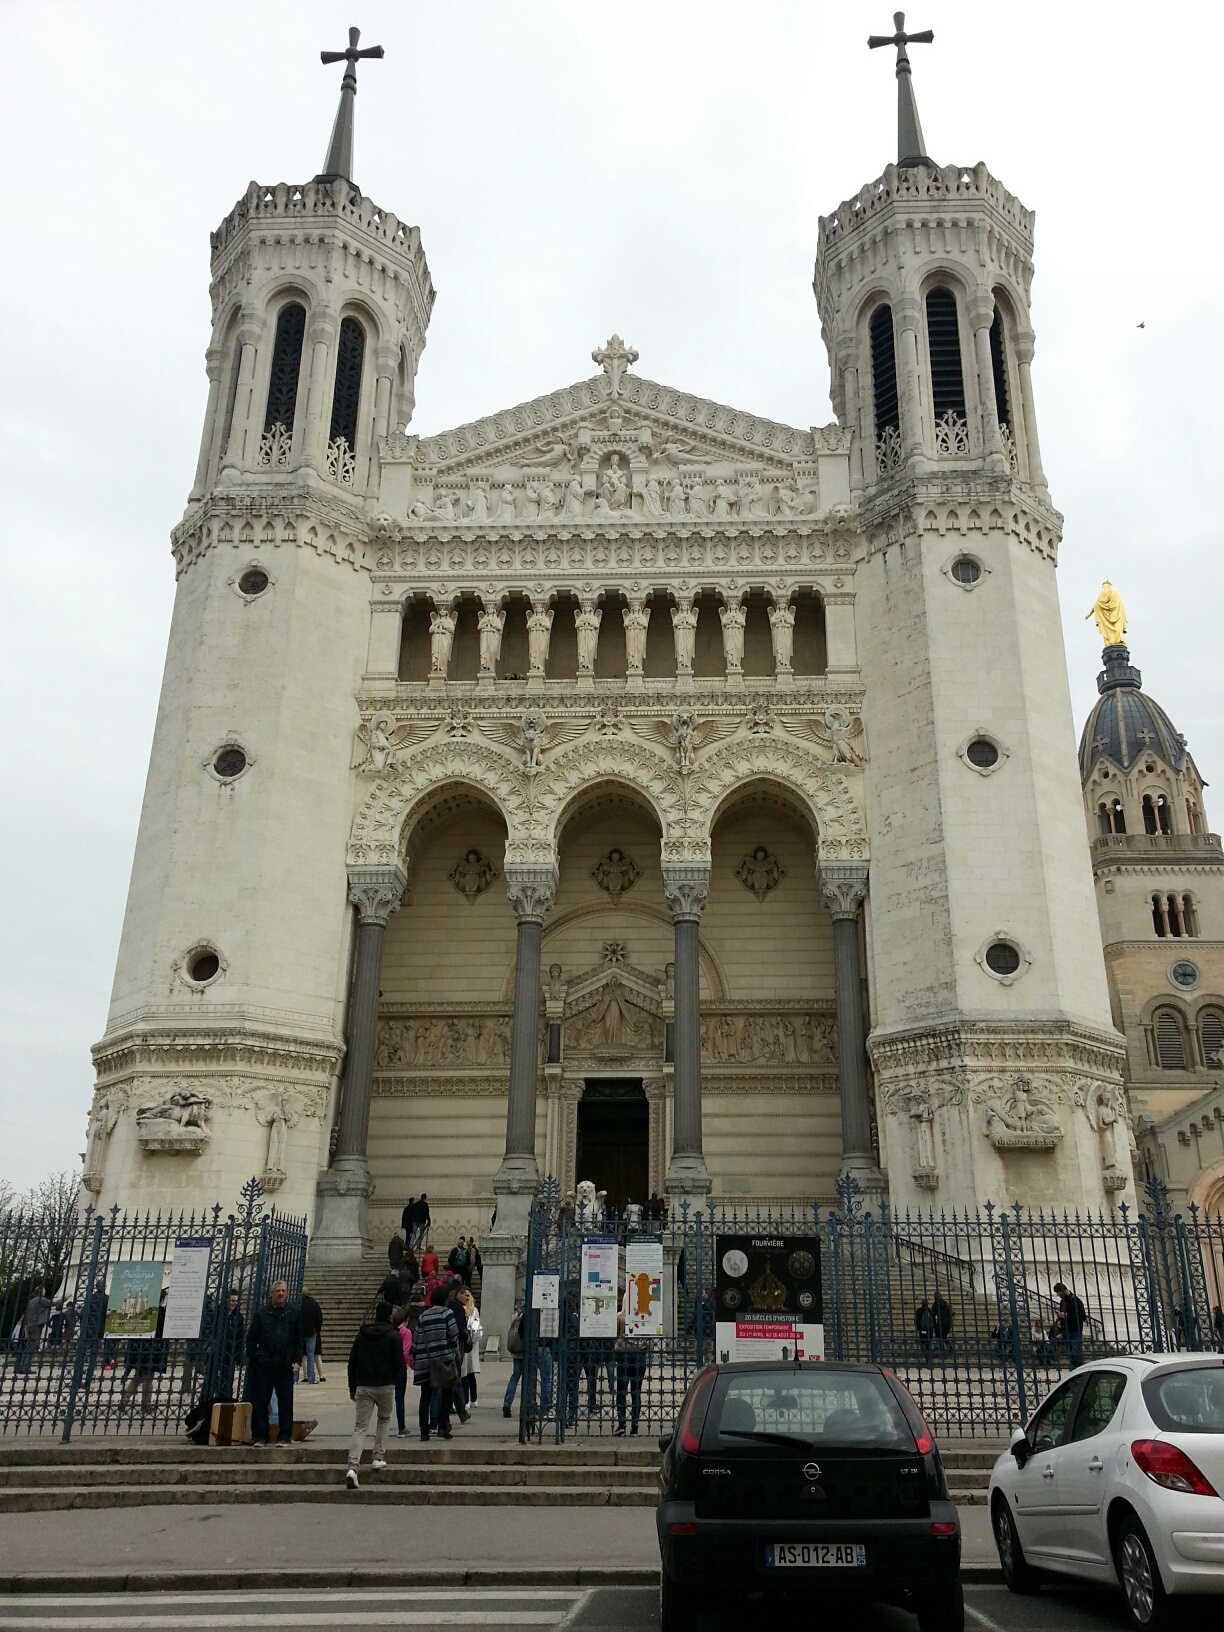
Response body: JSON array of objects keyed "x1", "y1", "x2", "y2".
[
  {"x1": 104, "y1": 1261, "x2": 165, "y2": 1337},
  {"x1": 624, "y1": 1240, "x2": 663, "y2": 1337},
  {"x1": 714, "y1": 1233, "x2": 823, "y2": 1363},
  {"x1": 532, "y1": 1270, "x2": 560, "y2": 1338},
  {"x1": 579, "y1": 1235, "x2": 619, "y2": 1337},
  {"x1": 162, "y1": 1238, "x2": 212, "y2": 1340}
]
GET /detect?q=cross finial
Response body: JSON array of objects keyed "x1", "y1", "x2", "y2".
[
  {"x1": 592, "y1": 335, "x2": 639, "y2": 398},
  {"x1": 868, "y1": 12, "x2": 934, "y2": 168},
  {"x1": 318, "y1": 26, "x2": 385, "y2": 184}
]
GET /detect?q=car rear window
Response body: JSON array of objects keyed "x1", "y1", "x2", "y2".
[
  {"x1": 708, "y1": 1371, "x2": 913, "y2": 1448},
  {"x1": 1142, "y1": 1365, "x2": 1224, "y2": 1434}
]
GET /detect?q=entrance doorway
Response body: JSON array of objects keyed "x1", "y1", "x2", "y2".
[{"x1": 575, "y1": 1079, "x2": 649, "y2": 1217}]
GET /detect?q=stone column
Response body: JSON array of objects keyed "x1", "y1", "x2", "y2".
[
  {"x1": 968, "y1": 291, "x2": 1006, "y2": 469},
  {"x1": 311, "y1": 865, "x2": 406, "y2": 1263},
  {"x1": 298, "y1": 310, "x2": 338, "y2": 473},
  {"x1": 663, "y1": 864, "x2": 711, "y2": 1200},
  {"x1": 819, "y1": 862, "x2": 886, "y2": 1198},
  {"x1": 836, "y1": 336, "x2": 865, "y2": 493},
  {"x1": 483, "y1": 863, "x2": 558, "y2": 1349},
  {"x1": 219, "y1": 316, "x2": 265, "y2": 474},
  {"x1": 1013, "y1": 334, "x2": 1048, "y2": 495},
  {"x1": 189, "y1": 344, "x2": 226, "y2": 501},
  {"x1": 893, "y1": 295, "x2": 925, "y2": 465}
]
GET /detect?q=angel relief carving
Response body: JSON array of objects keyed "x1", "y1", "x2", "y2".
[
  {"x1": 982, "y1": 1076, "x2": 1063, "y2": 1151},
  {"x1": 591, "y1": 848, "x2": 640, "y2": 901},
  {"x1": 736, "y1": 846, "x2": 786, "y2": 902},
  {"x1": 812, "y1": 707, "x2": 866, "y2": 764},
  {"x1": 449, "y1": 849, "x2": 498, "y2": 902}
]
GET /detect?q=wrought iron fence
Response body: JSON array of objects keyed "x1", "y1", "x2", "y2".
[
  {"x1": 519, "y1": 1176, "x2": 1224, "y2": 1444},
  {"x1": 0, "y1": 1177, "x2": 307, "y2": 1441}
]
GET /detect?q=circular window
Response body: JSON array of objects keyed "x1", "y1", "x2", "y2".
[
  {"x1": 951, "y1": 557, "x2": 981, "y2": 585},
  {"x1": 985, "y1": 941, "x2": 1021, "y2": 977},
  {"x1": 213, "y1": 746, "x2": 247, "y2": 780},
  {"x1": 966, "y1": 738, "x2": 1000, "y2": 769},
  {"x1": 188, "y1": 950, "x2": 220, "y2": 983},
  {"x1": 1169, "y1": 960, "x2": 1200, "y2": 991},
  {"x1": 239, "y1": 568, "x2": 269, "y2": 597}
]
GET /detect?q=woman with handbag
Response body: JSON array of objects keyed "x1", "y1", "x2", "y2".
[
  {"x1": 412, "y1": 1283, "x2": 462, "y2": 1441},
  {"x1": 459, "y1": 1288, "x2": 482, "y2": 1407}
]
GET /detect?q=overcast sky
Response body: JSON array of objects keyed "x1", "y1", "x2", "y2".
[{"x1": 1, "y1": 2, "x2": 1220, "y2": 1189}]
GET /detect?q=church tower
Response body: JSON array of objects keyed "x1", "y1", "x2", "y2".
[
  {"x1": 86, "y1": 33, "x2": 434, "y2": 1231},
  {"x1": 813, "y1": 19, "x2": 1133, "y2": 1211}
]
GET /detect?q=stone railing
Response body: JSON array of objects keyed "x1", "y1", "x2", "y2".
[
  {"x1": 211, "y1": 178, "x2": 430, "y2": 273},
  {"x1": 1092, "y1": 832, "x2": 1222, "y2": 861},
  {"x1": 817, "y1": 161, "x2": 1034, "y2": 252}
]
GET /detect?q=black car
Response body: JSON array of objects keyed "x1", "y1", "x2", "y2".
[{"x1": 656, "y1": 1360, "x2": 962, "y2": 1632}]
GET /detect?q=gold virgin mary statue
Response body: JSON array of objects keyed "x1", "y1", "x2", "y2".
[{"x1": 1086, "y1": 581, "x2": 1127, "y2": 648}]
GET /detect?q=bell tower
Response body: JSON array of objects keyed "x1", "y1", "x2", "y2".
[
  {"x1": 89, "y1": 34, "x2": 434, "y2": 1232},
  {"x1": 812, "y1": 17, "x2": 1131, "y2": 1212}
]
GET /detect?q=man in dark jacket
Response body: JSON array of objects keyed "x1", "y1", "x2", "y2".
[
  {"x1": 299, "y1": 1288, "x2": 324, "y2": 1385},
  {"x1": 345, "y1": 1300, "x2": 402, "y2": 1489},
  {"x1": 1054, "y1": 1282, "x2": 1088, "y2": 1369},
  {"x1": 246, "y1": 1281, "x2": 304, "y2": 1446}
]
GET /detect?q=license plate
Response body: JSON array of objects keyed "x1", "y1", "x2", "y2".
[{"x1": 767, "y1": 1542, "x2": 866, "y2": 1569}]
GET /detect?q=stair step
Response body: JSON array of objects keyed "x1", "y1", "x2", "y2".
[
  {"x1": 0, "y1": 1464, "x2": 656, "y2": 1489},
  {"x1": 0, "y1": 1482, "x2": 654, "y2": 1512}
]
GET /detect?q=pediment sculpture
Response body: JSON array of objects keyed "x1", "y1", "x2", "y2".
[
  {"x1": 136, "y1": 1090, "x2": 212, "y2": 1155},
  {"x1": 983, "y1": 1076, "x2": 1062, "y2": 1152},
  {"x1": 567, "y1": 974, "x2": 659, "y2": 1055}
]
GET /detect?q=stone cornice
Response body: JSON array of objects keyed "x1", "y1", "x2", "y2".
[
  {"x1": 867, "y1": 1015, "x2": 1127, "y2": 1078},
  {"x1": 171, "y1": 491, "x2": 370, "y2": 579},
  {"x1": 859, "y1": 482, "x2": 1063, "y2": 562},
  {"x1": 93, "y1": 1023, "x2": 343, "y2": 1083}
]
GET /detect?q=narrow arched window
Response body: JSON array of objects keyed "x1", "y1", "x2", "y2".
[
  {"x1": 1157, "y1": 793, "x2": 1172, "y2": 835},
  {"x1": 1167, "y1": 894, "x2": 1184, "y2": 938},
  {"x1": 1201, "y1": 1008, "x2": 1224, "y2": 1069},
  {"x1": 262, "y1": 303, "x2": 306, "y2": 441},
  {"x1": 1143, "y1": 794, "x2": 1158, "y2": 835},
  {"x1": 1152, "y1": 893, "x2": 1167, "y2": 937},
  {"x1": 926, "y1": 288, "x2": 967, "y2": 453},
  {"x1": 329, "y1": 317, "x2": 366, "y2": 453},
  {"x1": 869, "y1": 304, "x2": 900, "y2": 474},
  {"x1": 1097, "y1": 803, "x2": 1111, "y2": 837},
  {"x1": 1109, "y1": 798, "x2": 1126, "y2": 835},
  {"x1": 1153, "y1": 1008, "x2": 1188, "y2": 1071},
  {"x1": 1183, "y1": 895, "x2": 1198, "y2": 937},
  {"x1": 989, "y1": 308, "x2": 1012, "y2": 431}
]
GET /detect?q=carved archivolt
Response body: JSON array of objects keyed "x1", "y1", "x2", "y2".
[
  {"x1": 348, "y1": 739, "x2": 531, "y2": 869},
  {"x1": 692, "y1": 737, "x2": 868, "y2": 861}
]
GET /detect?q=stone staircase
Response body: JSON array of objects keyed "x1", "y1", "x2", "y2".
[{"x1": 303, "y1": 1258, "x2": 386, "y2": 1367}]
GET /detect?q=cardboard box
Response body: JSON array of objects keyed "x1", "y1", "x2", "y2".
[{"x1": 208, "y1": 1401, "x2": 252, "y2": 1446}]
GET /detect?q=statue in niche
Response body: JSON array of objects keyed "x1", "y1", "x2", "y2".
[
  {"x1": 719, "y1": 602, "x2": 746, "y2": 672},
  {"x1": 736, "y1": 845, "x2": 786, "y2": 903},
  {"x1": 449, "y1": 848, "x2": 498, "y2": 902},
  {"x1": 643, "y1": 478, "x2": 663, "y2": 518},
  {"x1": 521, "y1": 710, "x2": 546, "y2": 774},
  {"x1": 477, "y1": 605, "x2": 505, "y2": 675},
  {"x1": 564, "y1": 477, "x2": 584, "y2": 517},
  {"x1": 526, "y1": 606, "x2": 553, "y2": 676},
  {"x1": 1089, "y1": 1085, "x2": 1129, "y2": 1187},
  {"x1": 575, "y1": 602, "x2": 602, "y2": 673},
  {"x1": 665, "y1": 480, "x2": 688, "y2": 518},
  {"x1": 909, "y1": 1089, "x2": 937, "y2": 1172},
  {"x1": 429, "y1": 607, "x2": 456, "y2": 677},
  {"x1": 255, "y1": 1090, "x2": 303, "y2": 1191},
  {"x1": 465, "y1": 486, "x2": 489, "y2": 522},
  {"x1": 592, "y1": 848, "x2": 641, "y2": 901},
  {"x1": 493, "y1": 485, "x2": 516, "y2": 522},
  {"x1": 136, "y1": 1091, "x2": 212, "y2": 1154},
  {"x1": 536, "y1": 482, "x2": 559, "y2": 519},
  {"x1": 672, "y1": 711, "x2": 696, "y2": 775},
  {"x1": 768, "y1": 603, "x2": 795, "y2": 674},
  {"x1": 83, "y1": 1093, "x2": 121, "y2": 1194},
  {"x1": 594, "y1": 455, "x2": 630, "y2": 515},
  {"x1": 623, "y1": 601, "x2": 650, "y2": 674},
  {"x1": 663, "y1": 962, "x2": 675, "y2": 1001},
  {"x1": 671, "y1": 603, "x2": 698, "y2": 675},
  {"x1": 548, "y1": 963, "x2": 565, "y2": 1001}
]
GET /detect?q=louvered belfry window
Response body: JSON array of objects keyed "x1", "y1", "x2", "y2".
[
  {"x1": 1153, "y1": 1008, "x2": 1188, "y2": 1071},
  {"x1": 989, "y1": 309, "x2": 1011, "y2": 429},
  {"x1": 263, "y1": 303, "x2": 307, "y2": 436},
  {"x1": 329, "y1": 317, "x2": 366, "y2": 451},
  {"x1": 925, "y1": 288, "x2": 967, "y2": 419},
  {"x1": 869, "y1": 305, "x2": 900, "y2": 434},
  {"x1": 1201, "y1": 1009, "x2": 1224, "y2": 1068}
]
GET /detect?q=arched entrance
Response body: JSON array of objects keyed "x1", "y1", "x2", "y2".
[{"x1": 576, "y1": 1078, "x2": 650, "y2": 1216}]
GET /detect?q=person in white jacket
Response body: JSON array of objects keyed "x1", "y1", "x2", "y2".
[{"x1": 459, "y1": 1288, "x2": 482, "y2": 1408}]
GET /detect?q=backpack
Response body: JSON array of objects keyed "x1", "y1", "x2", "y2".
[{"x1": 507, "y1": 1310, "x2": 525, "y2": 1357}]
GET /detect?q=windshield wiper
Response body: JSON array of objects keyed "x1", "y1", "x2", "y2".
[{"x1": 719, "y1": 1429, "x2": 818, "y2": 1450}]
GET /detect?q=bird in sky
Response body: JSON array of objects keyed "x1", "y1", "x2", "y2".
[{"x1": 1137, "y1": 321, "x2": 1145, "y2": 329}]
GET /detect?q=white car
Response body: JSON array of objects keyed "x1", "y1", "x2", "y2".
[{"x1": 988, "y1": 1353, "x2": 1224, "y2": 1630}]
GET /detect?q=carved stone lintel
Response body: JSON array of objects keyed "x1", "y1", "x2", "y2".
[
  {"x1": 818, "y1": 862, "x2": 868, "y2": 921},
  {"x1": 348, "y1": 865, "x2": 408, "y2": 926},
  {"x1": 662, "y1": 863, "x2": 711, "y2": 923},
  {"x1": 505, "y1": 864, "x2": 558, "y2": 924}
]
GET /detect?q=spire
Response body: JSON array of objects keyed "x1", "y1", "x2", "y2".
[
  {"x1": 318, "y1": 25, "x2": 385, "y2": 184},
  {"x1": 868, "y1": 12, "x2": 935, "y2": 168}
]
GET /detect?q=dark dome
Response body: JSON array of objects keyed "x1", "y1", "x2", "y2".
[{"x1": 1078, "y1": 645, "x2": 1187, "y2": 782}]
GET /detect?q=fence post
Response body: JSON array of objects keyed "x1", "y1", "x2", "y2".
[
  {"x1": 60, "y1": 1214, "x2": 104, "y2": 1445},
  {"x1": 999, "y1": 1212, "x2": 1028, "y2": 1428},
  {"x1": 693, "y1": 1207, "x2": 704, "y2": 1375}
]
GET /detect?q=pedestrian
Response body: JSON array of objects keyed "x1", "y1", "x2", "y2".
[
  {"x1": 444, "y1": 1280, "x2": 474, "y2": 1425},
  {"x1": 614, "y1": 1285, "x2": 648, "y2": 1437},
  {"x1": 401, "y1": 1196, "x2": 417, "y2": 1240},
  {"x1": 15, "y1": 1281, "x2": 58, "y2": 1375},
  {"x1": 299, "y1": 1286, "x2": 323, "y2": 1385},
  {"x1": 447, "y1": 1234, "x2": 469, "y2": 1284},
  {"x1": 344, "y1": 1298, "x2": 401, "y2": 1489},
  {"x1": 413, "y1": 1283, "x2": 462, "y2": 1441},
  {"x1": 403, "y1": 1243, "x2": 420, "y2": 1290},
  {"x1": 120, "y1": 1288, "x2": 168, "y2": 1412},
  {"x1": 420, "y1": 1243, "x2": 440, "y2": 1285},
  {"x1": 914, "y1": 1299, "x2": 934, "y2": 1357},
  {"x1": 1054, "y1": 1281, "x2": 1087, "y2": 1369},
  {"x1": 932, "y1": 1291, "x2": 954, "y2": 1354},
  {"x1": 219, "y1": 1292, "x2": 244, "y2": 1399},
  {"x1": 502, "y1": 1302, "x2": 554, "y2": 1422},
  {"x1": 245, "y1": 1280, "x2": 303, "y2": 1446},
  {"x1": 465, "y1": 1236, "x2": 482, "y2": 1293},
  {"x1": 79, "y1": 1278, "x2": 109, "y2": 1398},
  {"x1": 395, "y1": 1309, "x2": 414, "y2": 1437},
  {"x1": 388, "y1": 1232, "x2": 405, "y2": 1273},
  {"x1": 459, "y1": 1288, "x2": 482, "y2": 1408}
]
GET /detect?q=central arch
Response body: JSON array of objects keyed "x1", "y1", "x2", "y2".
[{"x1": 691, "y1": 738, "x2": 868, "y2": 862}]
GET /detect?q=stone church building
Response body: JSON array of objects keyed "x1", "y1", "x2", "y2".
[{"x1": 83, "y1": 29, "x2": 1222, "y2": 1317}]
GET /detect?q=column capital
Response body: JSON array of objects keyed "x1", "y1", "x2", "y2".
[
  {"x1": 662, "y1": 863, "x2": 711, "y2": 923},
  {"x1": 966, "y1": 288, "x2": 996, "y2": 331},
  {"x1": 893, "y1": 294, "x2": 922, "y2": 330},
  {"x1": 819, "y1": 862, "x2": 869, "y2": 921},
  {"x1": 505, "y1": 863, "x2": 558, "y2": 924},
  {"x1": 347, "y1": 864, "x2": 407, "y2": 925}
]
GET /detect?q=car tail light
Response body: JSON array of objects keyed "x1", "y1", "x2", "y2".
[
  {"x1": 930, "y1": 1522, "x2": 957, "y2": 1536},
  {"x1": 668, "y1": 1522, "x2": 698, "y2": 1536},
  {"x1": 884, "y1": 1368, "x2": 934, "y2": 1454},
  {"x1": 679, "y1": 1369, "x2": 716, "y2": 1455},
  {"x1": 1131, "y1": 1439, "x2": 1219, "y2": 1496}
]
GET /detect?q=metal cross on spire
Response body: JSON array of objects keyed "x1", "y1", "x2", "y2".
[
  {"x1": 868, "y1": 12, "x2": 934, "y2": 169},
  {"x1": 318, "y1": 26, "x2": 385, "y2": 184}
]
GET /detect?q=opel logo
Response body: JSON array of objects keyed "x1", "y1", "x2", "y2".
[{"x1": 803, "y1": 1461, "x2": 821, "y2": 1481}]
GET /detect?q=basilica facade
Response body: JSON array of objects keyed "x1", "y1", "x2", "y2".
[{"x1": 88, "y1": 36, "x2": 1205, "y2": 1318}]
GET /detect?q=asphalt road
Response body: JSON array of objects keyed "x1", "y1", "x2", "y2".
[{"x1": 0, "y1": 1582, "x2": 1145, "y2": 1631}]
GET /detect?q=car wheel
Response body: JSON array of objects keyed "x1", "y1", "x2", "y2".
[
  {"x1": 915, "y1": 1578, "x2": 964, "y2": 1632},
  {"x1": 1115, "y1": 1514, "x2": 1172, "y2": 1631},
  {"x1": 993, "y1": 1498, "x2": 1040, "y2": 1594},
  {"x1": 660, "y1": 1565, "x2": 699, "y2": 1632}
]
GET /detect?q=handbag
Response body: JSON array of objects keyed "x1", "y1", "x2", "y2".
[{"x1": 429, "y1": 1357, "x2": 460, "y2": 1390}]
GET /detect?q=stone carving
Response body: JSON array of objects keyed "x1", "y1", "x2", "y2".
[
  {"x1": 812, "y1": 706, "x2": 866, "y2": 764},
  {"x1": 1086, "y1": 1084, "x2": 1130, "y2": 1190},
  {"x1": 534, "y1": 481, "x2": 559, "y2": 518},
  {"x1": 719, "y1": 601, "x2": 746, "y2": 675},
  {"x1": 505, "y1": 864, "x2": 558, "y2": 922},
  {"x1": 746, "y1": 700, "x2": 773, "y2": 734},
  {"x1": 521, "y1": 711, "x2": 546, "y2": 775},
  {"x1": 643, "y1": 478, "x2": 663, "y2": 517},
  {"x1": 666, "y1": 480, "x2": 688, "y2": 517},
  {"x1": 701, "y1": 1012, "x2": 835, "y2": 1065},
  {"x1": 662, "y1": 863, "x2": 710, "y2": 922},
  {"x1": 575, "y1": 1178, "x2": 607, "y2": 1225},
  {"x1": 449, "y1": 848, "x2": 498, "y2": 902},
  {"x1": 623, "y1": 599, "x2": 650, "y2": 676},
  {"x1": 592, "y1": 334, "x2": 639, "y2": 398},
  {"x1": 568, "y1": 976, "x2": 656, "y2": 1052},
  {"x1": 376, "y1": 1016, "x2": 513, "y2": 1069},
  {"x1": 464, "y1": 486, "x2": 490, "y2": 522},
  {"x1": 348, "y1": 867, "x2": 407, "y2": 925},
  {"x1": 492, "y1": 485, "x2": 516, "y2": 523},
  {"x1": 594, "y1": 455, "x2": 630, "y2": 515},
  {"x1": 477, "y1": 604, "x2": 505, "y2": 675},
  {"x1": 563, "y1": 477, "x2": 584, "y2": 517},
  {"x1": 136, "y1": 1091, "x2": 212, "y2": 1154},
  {"x1": 818, "y1": 863, "x2": 868, "y2": 920},
  {"x1": 83, "y1": 1092, "x2": 121, "y2": 1194},
  {"x1": 548, "y1": 963, "x2": 566, "y2": 1001},
  {"x1": 591, "y1": 848, "x2": 641, "y2": 901},
  {"x1": 672, "y1": 711, "x2": 695, "y2": 776},
  {"x1": 602, "y1": 940, "x2": 628, "y2": 966},
  {"x1": 671, "y1": 600, "x2": 698, "y2": 676},
  {"x1": 903, "y1": 1087, "x2": 939, "y2": 1187},
  {"x1": 983, "y1": 1076, "x2": 1063, "y2": 1151},
  {"x1": 428, "y1": 606, "x2": 456, "y2": 677},
  {"x1": 575, "y1": 599, "x2": 602, "y2": 673},
  {"x1": 254, "y1": 1089, "x2": 303, "y2": 1192},
  {"x1": 736, "y1": 845, "x2": 786, "y2": 902},
  {"x1": 352, "y1": 714, "x2": 438, "y2": 775},
  {"x1": 768, "y1": 602, "x2": 796, "y2": 676},
  {"x1": 526, "y1": 605, "x2": 554, "y2": 677}
]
